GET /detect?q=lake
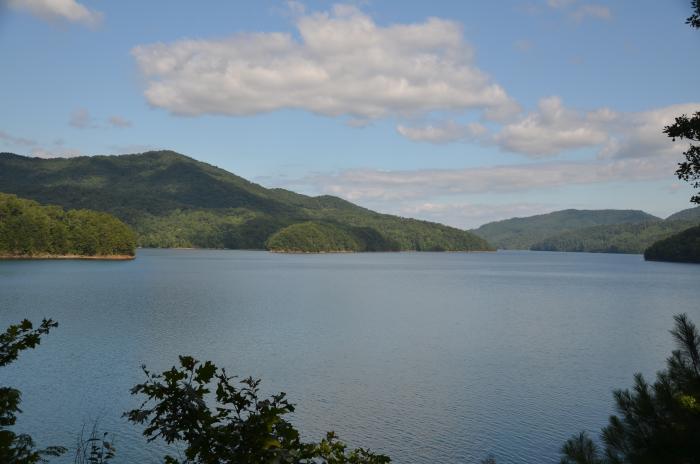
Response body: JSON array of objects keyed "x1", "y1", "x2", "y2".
[{"x1": 2, "y1": 249, "x2": 700, "y2": 463}]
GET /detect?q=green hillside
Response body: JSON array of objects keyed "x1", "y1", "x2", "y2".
[
  {"x1": 0, "y1": 151, "x2": 492, "y2": 253},
  {"x1": 665, "y1": 206, "x2": 700, "y2": 222},
  {"x1": 531, "y1": 220, "x2": 699, "y2": 254},
  {"x1": 0, "y1": 193, "x2": 135, "y2": 258},
  {"x1": 644, "y1": 225, "x2": 700, "y2": 263},
  {"x1": 471, "y1": 209, "x2": 660, "y2": 250},
  {"x1": 266, "y1": 222, "x2": 365, "y2": 253}
]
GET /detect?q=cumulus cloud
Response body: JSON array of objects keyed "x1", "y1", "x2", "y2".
[
  {"x1": 7, "y1": 0, "x2": 103, "y2": 27},
  {"x1": 383, "y1": 92, "x2": 693, "y2": 162},
  {"x1": 132, "y1": 4, "x2": 519, "y2": 122},
  {"x1": 598, "y1": 103, "x2": 698, "y2": 159},
  {"x1": 494, "y1": 96, "x2": 609, "y2": 156},
  {"x1": 108, "y1": 115, "x2": 132, "y2": 128}
]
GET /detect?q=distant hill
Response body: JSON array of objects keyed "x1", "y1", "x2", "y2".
[
  {"x1": 471, "y1": 209, "x2": 660, "y2": 250},
  {"x1": 665, "y1": 206, "x2": 700, "y2": 222},
  {"x1": 531, "y1": 220, "x2": 699, "y2": 254},
  {"x1": 645, "y1": 225, "x2": 700, "y2": 263},
  {"x1": 0, "y1": 151, "x2": 492, "y2": 253},
  {"x1": 0, "y1": 193, "x2": 135, "y2": 259}
]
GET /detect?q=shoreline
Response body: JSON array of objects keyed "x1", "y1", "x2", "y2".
[
  {"x1": 267, "y1": 249, "x2": 496, "y2": 254},
  {"x1": 0, "y1": 254, "x2": 135, "y2": 261}
]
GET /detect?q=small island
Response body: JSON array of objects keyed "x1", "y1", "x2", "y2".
[{"x1": 0, "y1": 193, "x2": 136, "y2": 260}]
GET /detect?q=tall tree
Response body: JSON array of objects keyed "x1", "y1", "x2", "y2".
[
  {"x1": 0, "y1": 319, "x2": 65, "y2": 463},
  {"x1": 665, "y1": 1, "x2": 700, "y2": 204},
  {"x1": 560, "y1": 314, "x2": 700, "y2": 464}
]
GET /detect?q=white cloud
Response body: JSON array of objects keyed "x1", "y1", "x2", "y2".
[
  {"x1": 598, "y1": 103, "x2": 699, "y2": 159},
  {"x1": 7, "y1": 0, "x2": 102, "y2": 27},
  {"x1": 571, "y1": 4, "x2": 612, "y2": 21},
  {"x1": 291, "y1": 157, "x2": 676, "y2": 203},
  {"x1": 108, "y1": 116, "x2": 132, "y2": 128},
  {"x1": 388, "y1": 97, "x2": 695, "y2": 162},
  {"x1": 494, "y1": 96, "x2": 609, "y2": 156},
  {"x1": 396, "y1": 121, "x2": 486, "y2": 144},
  {"x1": 267, "y1": 156, "x2": 678, "y2": 228},
  {"x1": 132, "y1": 4, "x2": 519, "y2": 122}
]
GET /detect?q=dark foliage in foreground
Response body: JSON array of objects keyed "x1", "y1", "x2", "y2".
[
  {"x1": 687, "y1": 0, "x2": 700, "y2": 31},
  {"x1": 667, "y1": 112, "x2": 700, "y2": 205},
  {"x1": 666, "y1": 1, "x2": 700, "y2": 204},
  {"x1": 560, "y1": 314, "x2": 700, "y2": 464},
  {"x1": 126, "y1": 355, "x2": 390, "y2": 464},
  {"x1": 0, "y1": 319, "x2": 65, "y2": 463},
  {"x1": 73, "y1": 425, "x2": 115, "y2": 464}
]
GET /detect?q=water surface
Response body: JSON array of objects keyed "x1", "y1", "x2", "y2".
[{"x1": 2, "y1": 250, "x2": 699, "y2": 463}]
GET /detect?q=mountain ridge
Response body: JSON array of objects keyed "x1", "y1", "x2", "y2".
[
  {"x1": 0, "y1": 151, "x2": 491, "y2": 252},
  {"x1": 471, "y1": 209, "x2": 661, "y2": 250},
  {"x1": 472, "y1": 206, "x2": 700, "y2": 255}
]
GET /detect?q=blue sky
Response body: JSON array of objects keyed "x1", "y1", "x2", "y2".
[{"x1": 0, "y1": 0, "x2": 698, "y2": 227}]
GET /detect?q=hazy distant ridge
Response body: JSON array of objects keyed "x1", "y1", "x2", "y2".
[
  {"x1": 473, "y1": 207, "x2": 700, "y2": 254},
  {"x1": 471, "y1": 209, "x2": 660, "y2": 250}
]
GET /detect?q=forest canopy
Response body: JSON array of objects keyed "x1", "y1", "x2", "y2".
[
  {"x1": 644, "y1": 225, "x2": 700, "y2": 263},
  {"x1": 0, "y1": 151, "x2": 492, "y2": 253},
  {"x1": 0, "y1": 193, "x2": 136, "y2": 258}
]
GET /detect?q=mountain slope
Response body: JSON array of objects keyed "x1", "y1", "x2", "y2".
[
  {"x1": 665, "y1": 206, "x2": 700, "y2": 222},
  {"x1": 471, "y1": 209, "x2": 660, "y2": 250},
  {"x1": 0, "y1": 151, "x2": 492, "y2": 252},
  {"x1": 644, "y1": 225, "x2": 700, "y2": 263},
  {"x1": 530, "y1": 220, "x2": 699, "y2": 254}
]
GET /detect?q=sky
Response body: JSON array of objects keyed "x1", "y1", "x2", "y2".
[{"x1": 0, "y1": 0, "x2": 698, "y2": 228}]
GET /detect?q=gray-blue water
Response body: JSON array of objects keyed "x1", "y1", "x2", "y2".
[{"x1": 2, "y1": 249, "x2": 700, "y2": 463}]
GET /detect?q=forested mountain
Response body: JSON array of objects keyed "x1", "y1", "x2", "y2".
[
  {"x1": 644, "y1": 225, "x2": 700, "y2": 263},
  {"x1": 531, "y1": 220, "x2": 699, "y2": 254},
  {"x1": 0, "y1": 193, "x2": 135, "y2": 258},
  {"x1": 665, "y1": 206, "x2": 700, "y2": 222},
  {"x1": 0, "y1": 151, "x2": 491, "y2": 252},
  {"x1": 471, "y1": 209, "x2": 660, "y2": 250}
]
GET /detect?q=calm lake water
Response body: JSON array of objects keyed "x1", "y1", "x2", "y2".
[{"x1": 2, "y1": 249, "x2": 700, "y2": 463}]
